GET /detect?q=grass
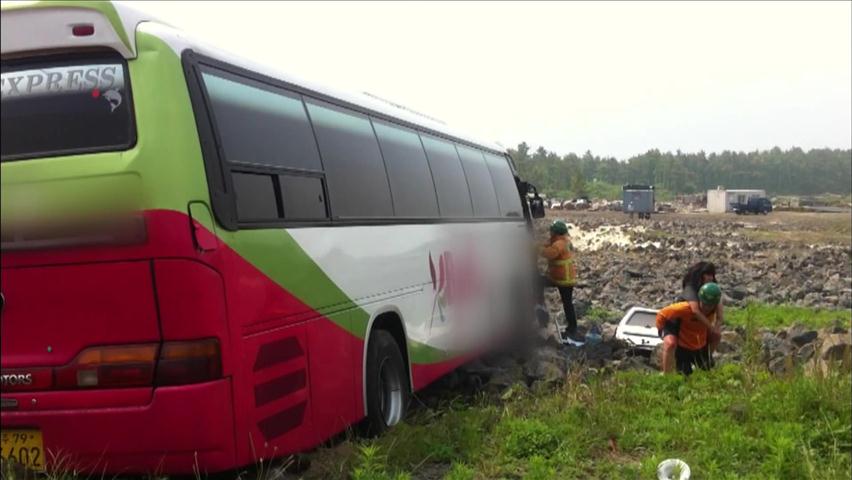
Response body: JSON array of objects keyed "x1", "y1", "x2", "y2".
[
  {"x1": 326, "y1": 362, "x2": 851, "y2": 480},
  {"x1": 581, "y1": 306, "x2": 621, "y2": 324},
  {"x1": 581, "y1": 303, "x2": 851, "y2": 331},
  {"x1": 726, "y1": 303, "x2": 851, "y2": 330},
  {"x1": 322, "y1": 362, "x2": 852, "y2": 479}
]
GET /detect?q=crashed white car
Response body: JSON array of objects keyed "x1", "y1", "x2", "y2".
[{"x1": 614, "y1": 306, "x2": 662, "y2": 350}]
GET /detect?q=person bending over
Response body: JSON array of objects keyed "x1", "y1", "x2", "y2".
[{"x1": 657, "y1": 283, "x2": 722, "y2": 375}]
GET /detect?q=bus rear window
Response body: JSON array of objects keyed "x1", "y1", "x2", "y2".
[{"x1": 1, "y1": 54, "x2": 135, "y2": 161}]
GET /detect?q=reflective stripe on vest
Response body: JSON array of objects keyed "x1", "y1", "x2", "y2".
[{"x1": 548, "y1": 257, "x2": 576, "y2": 286}]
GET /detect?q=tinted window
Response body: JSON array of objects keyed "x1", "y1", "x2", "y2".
[
  {"x1": 1, "y1": 55, "x2": 134, "y2": 161},
  {"x1": 202, "y1": 69, "x2": 322, "y2": 171},
  {"x1": 484, "y1": 153, "x2": 523, "y2": 217},
  {"x1": 232, "y1": 172, "x2": 279, "y2": 221},
  {"x1": 421, "y1": 136, "x2": 473, "y2": 218},
  {"x1": 306, "y1": 101, "x2": 392, "y2": 218},
  {"x1": 279, "y1": 174, "x2": 327, "y2": 220},
  {"x1": 373, "y1": 121, "x2": 439, "y2": 218},
  {"x1": 456, "y1": 146, "x2": 499, "y2": 217}
]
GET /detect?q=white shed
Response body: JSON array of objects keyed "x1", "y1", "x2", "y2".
[{"x1": 707, "y1": 188, "x2": 767, "y2": 213}]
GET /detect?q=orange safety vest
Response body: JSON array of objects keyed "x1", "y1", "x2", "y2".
[
  {"x1": 655, "y1": 301, "x2": 715, "y2": 350},
  {"x1": 543, "y1": 235, "x2": 577, "y2": 287}
]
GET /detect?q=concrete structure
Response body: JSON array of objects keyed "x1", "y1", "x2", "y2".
[{"x1": 707, "y1": 187, "x2": 767, "y2": 213}]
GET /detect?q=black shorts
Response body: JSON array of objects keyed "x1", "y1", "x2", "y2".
[
  {"x1": 658, "y1": 320, "x2": 680, "y2": 339},
  {"x1": 675, "y1": 345, "x2": 712, "y2": 375},
  {"x1": 659, "y1": 320, "x2": 712, "y2": 375}
]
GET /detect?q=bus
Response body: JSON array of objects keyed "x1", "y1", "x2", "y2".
[{"x1": 0, "y1": 1, "x2": 544, "y2": 475}]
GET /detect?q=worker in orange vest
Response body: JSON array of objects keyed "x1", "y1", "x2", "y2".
[
  {"x1": 536, "y1": 220, "x2": 582, "y2": 345},
  {"x1": 656, "y1": 283, "x2": 722, "y2": 375}
]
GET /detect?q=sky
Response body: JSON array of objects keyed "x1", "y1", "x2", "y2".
[{"x1": 15, "y1": 1, "x2": 852, "y2": 159}]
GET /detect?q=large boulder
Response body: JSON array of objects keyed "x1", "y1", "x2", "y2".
[
  {"x1": 768, "y1": 355, "x2": 795, "y2": 376},
  {"x1": 807, "y1": 333, "x2": 852, "y2": 375},
  {"x1": 717, "y1": 330, "x2": 743, "y2": 353},
  {"x1": 790, "y1": 330, "x2": 818, "y2": 347},
  {"x1": 485, "y1": 363, "x2": 525, "y2": 393},
  {"x1": 650, "y1": 343, "x2": 664, "y2": 370},
  {"x1": 818, "y1": 333, "x2": 852, "y2": 363},
  {"x1": 796, "y1": 343, "x2": 816, "y2": 363},
  {"x1": 522, "y1": 346, "x2": 568, "y2": 386}
]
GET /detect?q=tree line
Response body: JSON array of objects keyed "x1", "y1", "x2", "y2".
[{"x1": 510, "y1": 143, "x2": 852, "y2": 197}]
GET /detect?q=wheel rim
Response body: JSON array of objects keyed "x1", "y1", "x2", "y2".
[{"x1": 377, "y1": 355, "x2": 404, "y2": 426}]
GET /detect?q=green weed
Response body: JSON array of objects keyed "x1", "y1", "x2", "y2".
[{"x1": 726, "y1": 302, "x2": 851, "y2": 330}]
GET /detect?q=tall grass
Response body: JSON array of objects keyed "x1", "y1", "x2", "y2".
[
  {"x1": 725, "y1": 303, "x2": 851, "y2": 330},
  {"x1": 332, "y1": 361, "x2": 850, "y2": 479}
]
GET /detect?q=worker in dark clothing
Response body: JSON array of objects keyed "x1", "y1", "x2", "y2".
[
  {"x1": 679, "y1": 262, "x2": 724, "y2": 353},
  {"x1": 536, "y1": 220, "x2": 583, "y2": 345},
  {"x1": 657, "y1": 282, "x2": 722, "y2": 375}
]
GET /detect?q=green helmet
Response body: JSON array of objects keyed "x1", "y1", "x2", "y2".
[
  {"x1": 698, "y1": 282, "x2": 722, "y2": 306},
  {"x1": 549, "y1": 220, "x2": 568, "y2": 235}
]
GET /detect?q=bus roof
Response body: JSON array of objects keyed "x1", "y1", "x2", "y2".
[{"x1": 1, "y1": 1, "x2": 507, "y2": 155}]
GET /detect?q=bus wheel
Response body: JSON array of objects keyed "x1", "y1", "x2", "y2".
[{"x1": 363, "y1": 330, "x2": 410, "y2": 436}]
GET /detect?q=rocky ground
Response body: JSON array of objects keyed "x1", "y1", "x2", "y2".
[
  {"x1": 430, "y1": 210, "x2": 852, "y2": 399},
  {"x1": 545, "y1": 210, "x2": 852, "y2": 313}
]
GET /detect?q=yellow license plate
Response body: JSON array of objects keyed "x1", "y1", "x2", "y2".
[{"x1": 1, "y1": 429, "x2": 45, "y2": 472}]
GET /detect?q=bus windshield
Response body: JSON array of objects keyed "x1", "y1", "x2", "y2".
[{"x1": 1, "y1": 53, "x2": 135, "y2": 161}]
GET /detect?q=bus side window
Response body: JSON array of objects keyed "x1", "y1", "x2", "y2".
[
  {"x1": 483, "y1": 153, "x2": 523, "y2": 218},
  {"x1": 456, "y1": 145, "x2": 499, "y2": 218},
  {"x1": 305, "y1": 100, "x2": 393, "y2": 219},
  {"x1": 278, "y1": 174, "x2": 327, "y2": 220},
  {"x1": 200, "y1": 69, "x2": 322, "y2": 171},
  {"x1": 372, "y1": 120, "x2": 439, "y2": 218},
  {"x1": 200, "y1": 67, "x2": 329, "y2": 224},
  {"x1": 420, "y1": 135, "x2": 473, "y2": 218},
  {"x1": 232, "y1": 172, "x2": 280, "y2": 221}
]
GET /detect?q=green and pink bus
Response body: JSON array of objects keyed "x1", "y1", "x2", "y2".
[{"x1": 0, "y1": 1, "x2": 543, "y2": 474}]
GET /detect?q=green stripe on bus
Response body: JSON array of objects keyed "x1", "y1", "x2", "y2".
[{"x1": 225, "y1": 229, "x2": 453, "y2": 364}]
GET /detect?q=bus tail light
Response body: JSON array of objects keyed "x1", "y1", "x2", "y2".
[
  {"x1": 72, "y1": 24, "x2": 95, "y2": 37},
  {"x1": 52, "y1": 340, "x2": 221, "y2": 389},
  {"x1": 155, "y1": 339, "x2": 222, "y2": 386},
  {"x1": 55, "y1": 344, "x2": 158, "y2": 389}
]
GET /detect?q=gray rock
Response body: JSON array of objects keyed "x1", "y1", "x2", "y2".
[
  {"x1": 790, "y1": 330, "x2": 818, "y2": 347},
  {"x1": 650, "y1": 343, "x2": 664, "y2": 370},
  {"x1": 768, "y1": 355, "x2": 794, "y2": 375},
  {"x1": 486, "y1": 364, "x2": 524, "y2": 392},
  {"x1": 796, "y1": 343, "x2": 816, "y2": 363},
  {"x1": 728, "y1": 287, "x2": 748, "y2": 301},
  {"x1": 600, "y1": 323, "x2": 617, "y2": 341},
  {"x1": 717, "y1": 330, "x2": 743, "y2": 354},
  {"x1": 818, "y1": 334, "x2": 852, "y2": 363}
]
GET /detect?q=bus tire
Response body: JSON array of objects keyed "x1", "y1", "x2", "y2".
[{"x1": 362, "y1": 329, "x2": 410, "y2": 436}]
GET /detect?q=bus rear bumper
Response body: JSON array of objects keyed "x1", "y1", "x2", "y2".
[{"x1": 0, "y1": 379, "x2": 236, "y2": 475}]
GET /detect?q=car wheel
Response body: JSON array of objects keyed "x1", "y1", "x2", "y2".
[{"x1": 362, "y1": 330, "x2": 410, "y2": 436}]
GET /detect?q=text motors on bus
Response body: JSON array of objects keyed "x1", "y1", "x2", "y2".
[{"x1": 0, "y1": 1, "x2": 543, "y2": 474}]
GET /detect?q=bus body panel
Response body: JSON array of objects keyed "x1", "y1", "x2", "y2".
[
  {"x1": 0, "y1": 261, "x2": 160, "y2": 369},
  {"x1": 1, "y1": 3, "x2": 534, "y2": 474},
  {"x1": 1, "y1": 380, "x2": 236, "y2": 474}
]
